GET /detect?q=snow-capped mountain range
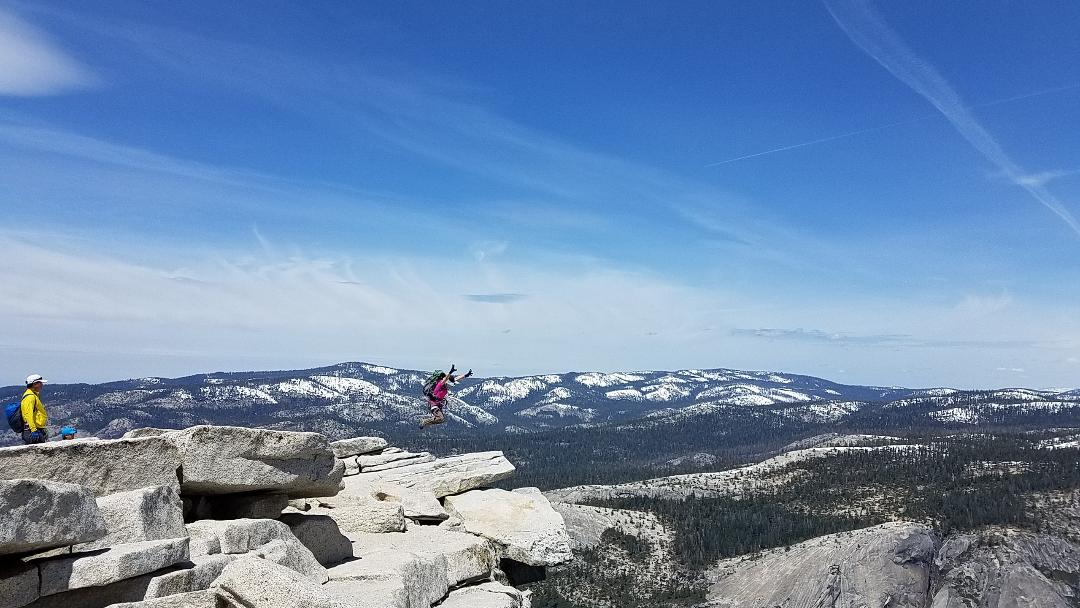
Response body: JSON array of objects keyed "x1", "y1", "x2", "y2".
[{"x1": 2, "y1": 362, "x2": 1078, "y2": 445}]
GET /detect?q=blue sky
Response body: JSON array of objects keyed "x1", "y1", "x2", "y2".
[{"x1": 1, "y1": 1, "x2": 1079, "y2": 388}]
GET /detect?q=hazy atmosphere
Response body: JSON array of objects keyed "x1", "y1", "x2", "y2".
[{"x1": 2, "y1": 1, "x2": 1079, "y2": 388}]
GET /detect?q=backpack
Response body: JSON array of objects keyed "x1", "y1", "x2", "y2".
[
  {"x1": 5, "y1": 401, "x2": 23, "y2": 434},
  {"x1": 422, "y1": 371, "x2": 444, "y2": 399}
]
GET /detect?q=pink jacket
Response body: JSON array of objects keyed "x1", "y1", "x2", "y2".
[{"x1": 430, "y1": 378, "x2": 450, "y2": 402}]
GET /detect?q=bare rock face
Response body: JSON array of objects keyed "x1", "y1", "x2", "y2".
[
  {"x1": 212, "y1": 557, "x2": 354, "y2": 608},
  {"x1": 439, "y1": 581, "x2": 530, "y2": 608},
  {"x1": 443, "y1": 487, "x2": 573, "y2": 567},
  {"x1": 326, "y1": 526, "x2": 498, "y2": 606},
  {"x1": 931, "y1": 529, "x2": 1080, "y2": 607},
  {"x1": 330, "y1": 437, "x2": 389, "y2": 459},
  {"x1": 163, "y1": 426, "x2": 342, "y2": 498},
  {"x1": 74, "y1": 486, "x2": 186, "y2": 552},
  {"x1": 707, "y1": 522, "x2": 936, "y2": 608},
  {"x1": 339, "y1": 476, "x2": 446, "y2": 521},
  {"x1": 185, "y1": 518, "x2": 327, "y2": 584},
  {"x1": 36, "y1": 537, "x2": 190, "y2": 597},
  {"x1": 0, "y1": 479, "x2": 107, "y2": 557},
  {"x1": 277, "y1": 513, "x2": 353, "y2": 567},
  {"x1": 0, "y1": 563, "x2": 38, "y2": 608},
  {"x1": 357, "y1": 451, "x2": 436, "y2": 473},
  {"x1": 549, "y1": 502, "x2": 622, "y2": 551},
  {"x1": 0, "y1": 431, "x2": 552, "y2": 608},
  {"x1": 352, "y1": 451, "x2": 515, "y2": 499},
  {"x1": 297, "y1": 493, "x2": 406, "y2": 534},
  {"x1": 0, "y1": 438, "x2": 181, "y2": 496},
  {"x1": 107, "y1": 590, "x2": 217, "y2": 607}
]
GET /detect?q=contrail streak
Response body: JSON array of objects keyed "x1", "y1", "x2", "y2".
[
  {"x1": 707, "y1": 82, "x2": 1080, "y2": 167},
  {"x1": 822, "y1": 0, "x2": 1080, "y2": 236},
  {"x1": 707, "y1": 116, "x2": 927, "y2": 166}
]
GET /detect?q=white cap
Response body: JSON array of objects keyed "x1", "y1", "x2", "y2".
[{"x1": 25, "y1": 374, "x2": 46, "y2": 386}]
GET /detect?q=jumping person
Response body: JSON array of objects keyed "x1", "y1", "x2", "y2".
[
  {"x1": 420, "y1": 365, "x2": 472, "y2": 428},
  {"x1": 20, "y1": 374, "x2": 49, "y2": 444}
]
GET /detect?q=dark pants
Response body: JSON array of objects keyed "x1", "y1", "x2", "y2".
[{"x1": 22, "y1": 427, "x2": 47, "y2": 444}]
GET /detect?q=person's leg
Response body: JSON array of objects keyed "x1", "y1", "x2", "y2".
[{"x1": 430, "y1": 406, "x2": 445, "y2": 425}]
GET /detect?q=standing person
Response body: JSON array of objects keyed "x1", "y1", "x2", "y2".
[
  {"x1": 20, "y1": 374, "x2": 49, "y2": 444},
  {"x1": 420, "y1": 365, "x2": 473, "y2": 428}
]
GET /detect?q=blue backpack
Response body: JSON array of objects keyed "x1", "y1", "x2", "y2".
[{"x1": 5, "y1": 401, "x2": 23, "y2": 434}]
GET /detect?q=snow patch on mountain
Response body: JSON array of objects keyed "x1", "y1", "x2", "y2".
[
  {"x1": 361, "y1": 364, "x2": 399, "y2": 375},
  {"x1": 694, "y1": 384, "x2": 813, "y2": 405},
  {"x1": 643, "y1": 384, "x2": 693, "y2": 402},
  {"x1": 575, "y1": 372, "x2": 645, "y2": 387},
  {"x1": 445, "y1": 401, "x2": 500, "y2": 425},
  {"x1": 788, "y1": 401, "x2": 863, "y2": 423},
  {"x1": 916, "y1": 388, "x2": 959, "y2": 397},
  {"x1": 472, "y1": 377, "x2": 553, "y2": 405},
  {"x1": 311, "y1": 375, "x2": 381, "y2": 396},
  {"x1": 538, "y1": 387, "x2": 574, "y2": 404},
  {"x1": 92, "y1": 390, "x2": 161, "y2": 406},
  {"x1": 930, "y1": 408, "x2": 980, "y2": 424},
  {"x1": 201, "y1": 385, "x2": 277, "y2": 404},
  {"x1": 517, "y1": 403, "x2": 597, "y2": 421},
  {"x1": 605, "y1": 388, "x2": 644, "y2": 401},
  {"x1": 271, "y1": 378, "x2": 341, "y2": 400}
]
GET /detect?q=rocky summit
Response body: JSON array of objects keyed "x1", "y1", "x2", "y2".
[{"x1": 0, "y1": 425, "x2": 572, "y2": 608}]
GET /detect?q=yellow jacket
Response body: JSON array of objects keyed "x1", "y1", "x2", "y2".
[{"x1": 20, "y1": 388, "x2": 47, "y2": 432}]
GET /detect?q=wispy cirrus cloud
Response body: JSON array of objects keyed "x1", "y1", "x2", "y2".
[
  {"x1": 824, "y1": 0, "x2": 1080, "y2": 237},
  {"x1": 732, "y1": 327, "x2": 1043, "y2": 349},
  {"x1": 1010, "y1": 169, "x2": 1080, "y2": 189},
  {"x1": 0, "y1": 8, "x2": 97, "y2": 96},
  {"x1": 7, "y1": 4, "x2": 839, "y2": 270},
  {"x1": 463, "y1": 293, "x2": 528, "y2": 304}
]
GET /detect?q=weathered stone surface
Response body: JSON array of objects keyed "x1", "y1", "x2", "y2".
[
  {"x1": 338, "y1": 476, "x2": 446, "y2": 521},
  {"x1": 278, "y1": 513, "x2": 353, "y2": 566},
  {"x1": 357, "y1": 451, "x2": 435, "y2": 473},
  {"x1": 931, "y1": 528, "x2": 1080, "y2": 608},
  {"x1": 74, "y1": 486, "x2": 186, "y2": 552},
  {"x1": 212, "y1": 557, "x2": 353, "y2": 608},
  {"x1": 342, "y1": 457, "x2": 361, "y2": 477},
  {"x1": 106, "y1": 590, "x2": 217, "y2": 607},
  {"x1": 326, "y1": 549, "x2": 449, "y2": 608},
  {"x1": 185, "y1": 518, "x2": 326, "y2": 583},
  {"x1": 37, "y1": 538, "x2": 190, "y2": 597},
  {"x1": 206, "y1": 491, "x2": 288, "y2": 520},
  {"x1": 0, "y1": 562, "x2": 38, "y2": 608},
  {"x1": 0, "y1": 438, "x2": 180, "y2": 497},
  {"x1": 163, "y1": 426, "x2": 341, "y2": 497},
  {"x1": 23, "y1": 566, "x2": 188, "y2": 608},
  {"x1": 335, "y1": 526, "x2": 496, "y2": 589},
  {"x1": 443, "y1": 487, "x2": 572, "y2": 566},
  {"x1": 303, "y1": 492, "x2": 407, "y2": 534},
  {"x1": 121, "y1": 429, "x2": 174, "y2": 439},
  {"x1": 707, "y1": 522, "x2": 935, "y2": 608},
  {"x1": 0, "y1": 479, "x2": 107, "y2": 556},
  {"x1": 440, "y1": 582, "x2": 529, "y2": 608},
  {"x1": 330, "y1": 437, "x2": 388, "y2": 459},
  {"x1": 353, "y1": 451, "x2": 515, "y2": 499},
  {"x1": 139, "y1": 554, "x2": 235, "y2": 601},
  {"x1": 549, "y1": 502, "x2": 620, "y2": 551}
]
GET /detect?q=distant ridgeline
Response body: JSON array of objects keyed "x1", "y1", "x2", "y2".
[{"x1": 4, "y1": 362, "x2": 1080, "y2": 489}]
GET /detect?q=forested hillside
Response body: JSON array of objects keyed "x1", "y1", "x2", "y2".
[{"x1": 532, "y1": 432, "x2": 1080, "y2": 608}]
